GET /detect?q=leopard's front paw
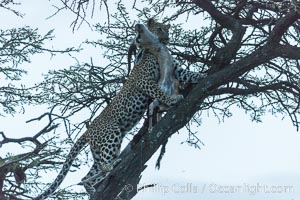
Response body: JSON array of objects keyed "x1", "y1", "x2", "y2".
[{"x1": 170, "y1": 94, "x2": 183, "y2": 106}]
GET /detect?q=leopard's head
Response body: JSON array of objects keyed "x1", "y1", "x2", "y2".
[{"x1": 147, "y1": 18, "x2": 171, "y2": 45}]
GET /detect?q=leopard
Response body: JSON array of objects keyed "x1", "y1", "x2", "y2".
[
  {"x1": 33, "y1": 22, "x2": 183, "y2": 200},
  {"x1": 128, "y1": 18, "x2": 206, "y2": 130}
]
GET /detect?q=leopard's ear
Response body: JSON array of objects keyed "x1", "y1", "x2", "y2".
[
  {"x1": 147, "y1": 18, "x2": 155, "y2": 26},
  {"x1": 166, "y1": 24, "x2": 171, "y2": 29}
]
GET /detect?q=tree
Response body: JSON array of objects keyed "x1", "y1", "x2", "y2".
[
  {"x1": 0, "y1": 1, "x2": 78, "y2": 199},
  {"x1": 1, "y1": 0, "x2": 300, "y2": 199}
]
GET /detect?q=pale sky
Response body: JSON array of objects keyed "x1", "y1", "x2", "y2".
[{"x1": 0, "y1": 1, "x2": 299, "y2": 200}]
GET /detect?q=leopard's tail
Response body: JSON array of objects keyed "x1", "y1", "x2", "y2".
[{"x1": 33, "y1": 134, "x2": 88, "y2": 200}]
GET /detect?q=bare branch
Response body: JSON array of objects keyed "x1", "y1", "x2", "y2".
[
  {"x1": 0, "y1": 0, "x2": 23, "y2": 17},
  {"x1": 268, "y1": 11, "x2": 300, "y2": 43}
]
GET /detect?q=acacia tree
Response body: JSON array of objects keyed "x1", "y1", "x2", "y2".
[
  {"x1": 0, "y1": 1, "x2": 78, "y2": 199},
  {"x1": 1, "y1": 0, "x2": 300, "y2": 199},
  {"x1": 0, "y1": 27, "x2": 77, "y2": 200}
]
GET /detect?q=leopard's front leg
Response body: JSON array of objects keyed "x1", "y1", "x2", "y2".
[{"x1": 137, "y1": 78, "x2": 183, "y2": 106}]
